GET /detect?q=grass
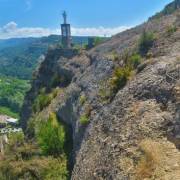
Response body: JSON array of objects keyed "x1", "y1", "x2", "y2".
[
  {"x1": 79, "y1": 95, "x2": 86, "y2": 105},
  {"x1": 0, "y1": 106, "x2": 19, "y2": 119},
  {"x1": 136, "y1": 139, "x2": 162, "y2": 179},
  {"x1": 0, "y1": 147, "x2": 69, "y2": 180},
  {"x1": 79, "y1": 114, "x2": 89, "y2": 126},
  {"x1": 166, "y1": 25, "x2": 177, "y2": 36}
]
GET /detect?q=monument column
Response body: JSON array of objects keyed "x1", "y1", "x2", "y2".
[{"x1": 61, "y1": 11, "x2": 71, "y2": 48}]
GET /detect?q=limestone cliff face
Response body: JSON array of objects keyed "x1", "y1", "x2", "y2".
[{"x1": 21, "y1": 6, "x2": 180, "y2": 180}]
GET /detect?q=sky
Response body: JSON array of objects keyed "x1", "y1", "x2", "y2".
[{"x1": 0, "y1": 0, "x2": 173, "y2": 39}]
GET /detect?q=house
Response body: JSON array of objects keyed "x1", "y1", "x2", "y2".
[{"x1": 0, "y1": 115, "x2": 18, "y2": 128}]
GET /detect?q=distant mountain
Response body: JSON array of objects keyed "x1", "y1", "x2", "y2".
[
  {"x1": 0, "y1": 35, "x2": 89, "y2": 79},
  {"x1": 0, "y1": 37, "x2": 37, "y2": 50}
]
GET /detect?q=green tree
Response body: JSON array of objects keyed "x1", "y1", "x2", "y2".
[{"x1": 37, "y1": 113, "x2": 65, "y2": 157}]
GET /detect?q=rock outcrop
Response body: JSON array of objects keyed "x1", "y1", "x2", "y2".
[{"x1": 21, "y1": 3, "x2": 180, "y2": 179}]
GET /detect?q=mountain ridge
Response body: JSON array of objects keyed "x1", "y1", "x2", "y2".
[{"x1": 0, "y1": 35, "x2": 90, "y2": 79}]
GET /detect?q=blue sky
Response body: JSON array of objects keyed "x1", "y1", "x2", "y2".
[{"x1": 0, "y1": 0, "x2": 173, "y2": 38}]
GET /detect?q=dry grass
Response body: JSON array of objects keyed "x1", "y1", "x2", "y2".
[
  {"x1": 135, "y1": 139, "x2": 180, "y2": 180},
  {"x1": 135, "y1": 139, "x2": 162, "y2": 179}
]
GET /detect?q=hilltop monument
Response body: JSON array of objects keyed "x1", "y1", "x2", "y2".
[{"x1": 61, "y1": 11, "x2": 71, "y2": 48}]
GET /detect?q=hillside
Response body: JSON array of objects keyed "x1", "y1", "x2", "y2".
[
  {"x1": 0, "y1": 35, "x2": 90, "y2": 79},
  {"x1": 150, "y1": 0, "x2": 180, "y2": 19},
  {"x1": 0, "y1": 76, "x2": 30, "y2": 117},
  {"x1": 0, "y1": 35, "x2": 92, "y2": 116},
  {"x1": 1, "y1": 1, "x2": 179, "y2": 179}
]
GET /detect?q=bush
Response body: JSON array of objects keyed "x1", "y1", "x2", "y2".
[
  {"x1": 5, "y1": 132, "x2": 25, "y2": 153},
  {"x1": 0, "y1": 155, "x2": 69, "y2": 180},
  {"x1": 111, "y1": 51, "x2": 120, "y2": 61},
  {"x1": 110, "y1": 66, "x2": 132, "y2": 93},
  {"x1": 128, "y1": 53, "x2": 142, "y2": 68},
  {"x1": 79, "y1": 114, "x2": 89, "y2": 126},
  {"x1": 43, "y1": 156, "x2": 69, "y2": 180},
  {"x1": 139, "y1": 31, "x2": 155, "y2": 56},
  {"x1": 94, "y1": 37, "x2": 105, "y2": 46},
  {"x1": 50, "y1": 73, "x2": 62, "y2": 87},
  {"x1": 37, "y1": 113, "x2": 65, "y2": 157},
  {"x1": 33, "y1": 88, "x2": 58, "y2": 113},
  {"x1": 79, "y1": 95, "x2": 86, "y2": 105},
  {"x1": 166, "y1": 25, "x2": 177, "y2": 36}
]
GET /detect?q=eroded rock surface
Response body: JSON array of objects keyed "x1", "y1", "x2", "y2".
[{"x1": 21, "y1": 6, "x2": 180, "y2": 180}]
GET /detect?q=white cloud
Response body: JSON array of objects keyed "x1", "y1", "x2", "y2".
[
  {"x1": 0, "y1": 21, "x2": 130, "y2": 39},
  {"x1": 2, "y1": 21, "x2": 18, "y2": 33}
]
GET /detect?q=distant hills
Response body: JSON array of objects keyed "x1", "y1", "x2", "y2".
[{"x1": 0, "y1": 35, "x2": 89, "y2": 79}]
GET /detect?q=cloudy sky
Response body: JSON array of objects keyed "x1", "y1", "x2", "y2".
[{"x1": 0, "y1": 0, "x2": 173, "y2": 39}]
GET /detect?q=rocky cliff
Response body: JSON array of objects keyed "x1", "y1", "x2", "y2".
[{"x1": 21, "y1": 3, "x2": 180, "y2": 180}]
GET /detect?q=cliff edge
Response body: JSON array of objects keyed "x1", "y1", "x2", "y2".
[{"x1": 21, "y1": 3, "x2": 180, "y2": 179}]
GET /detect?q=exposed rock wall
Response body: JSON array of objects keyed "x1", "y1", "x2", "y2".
[{"x1": 21, "y1": 7, "x2": 180, "y2": 180}]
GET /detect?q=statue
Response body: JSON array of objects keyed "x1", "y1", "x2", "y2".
[{"x1": 62, "y1": 11, "x2": 67, "y2": 24}]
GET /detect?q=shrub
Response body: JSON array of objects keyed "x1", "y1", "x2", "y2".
[
  {"x1": 79, "y1": 114, "x2": 89, "y2": 126},
  {"x1": 79, "y1": 95, "x2": 86, "y2": 105},
  {"x1": 138, "y1": 31, "x2": 155, "y2": 56},
  {"x1": 110, "y1": 66, "x2": 132, "y2": 93},
  {"x1": 111, "y1": 51, "x2": 120, "y2": 61},
  {"x1": 44, "y1": 156, "x2": 69, "y2": 180},
  {"x1": 33, "y1": 88, "x2": 58, "y2": 113},
  {"x1": 128, "y1": 53, "x2": 142, "y2": 68},
  {"x1": 6, "y1": 132, "x2": 25, "y2": 153},
  {"x1": 94, "y1": 37, "x2": 105, "y2": 46},
  {"x1": 37, "y1": 113, "x2": 65, "y2": 157},
  {"x1": 51, "y1": 73, "x2": 62, "y2": 87},
  {"x1": 166, "y1": 25, "x2": 177, "y2": 36},
  {"x1": 0, "y1": 155, "x2": 69, "y2": 180}
]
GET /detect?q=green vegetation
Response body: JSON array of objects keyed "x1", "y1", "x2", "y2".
[
  {"x1": 86, "y1": 36, "x2": 107, "y2": 49},
  {"x1": 79, "y1": 114, "x2": 89, "y2": 126},
  {"x1": 0, "y1": 35, "x2": 90, "y2": 80},
  {"x1": 33, "y1": 88, "x2": 58, "y2": 113},
  {"x1": 166, "y1": 25, "x2": 177, "y2": 36},
  {"x1": 111, "y1": 51, "x2": 121, "y2": 61},
  {"x1": 6, "y1": 132, "x2": 25, "y2": 153},
  {"x1": 101, "y1": 51, "x2": 142, "y2": 99},
  {"x1": 0, "y1": 75, "x2": 30, "y2": 116},
  {"x1": 0, "y1": 155, "x2": 68, "y2": 180},
  {"x1": 128, "y1": 53, "x2": 142, "y2": 68},
  {"x1": 0, "y1": 106, "x2": 19, "y2": 119},
  {"x1": 110, "y1": 66, "x2": 132, "y2": 93},
  {"x1": 0, "y1": 131, "x2": 69, "y2": 179},
  {"x1": 138, "y1": 31, "x2": 155, "y2": 56},
  {"x1": 79, "y1": 95, "x2": 87, "y2": 105},
  {"x1": 37, "y1": 113, "x2": 65, "y2": 157},
  {"x1": 50, "y1": 73, "x2": 71, "y2": 88},
  {"x1": 94, "y1": 37, "x2": 106, "y2": 46}
]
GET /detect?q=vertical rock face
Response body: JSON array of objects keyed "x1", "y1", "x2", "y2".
[
  {"x1": 20, "y1": 48, "x2": 78, "y2": 130},
  {"x1": 21, "y1": 5, "x2": 180, "y2": 180}
]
